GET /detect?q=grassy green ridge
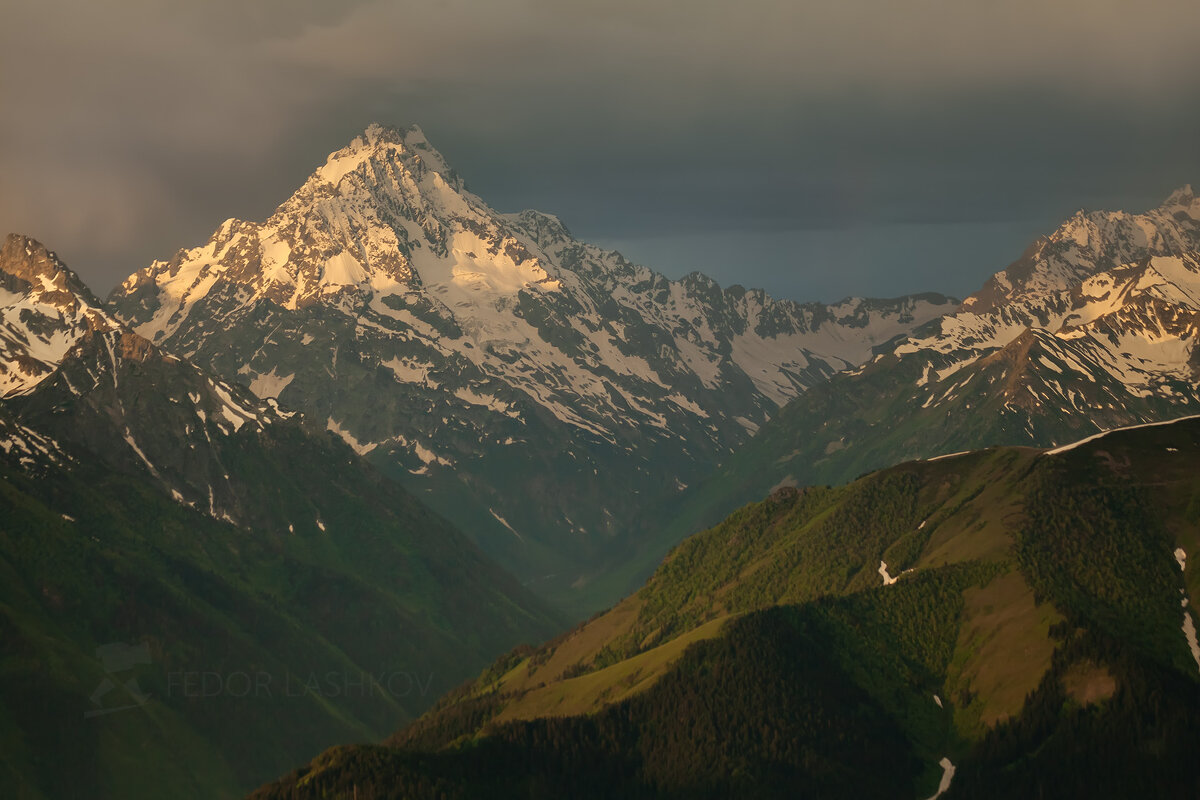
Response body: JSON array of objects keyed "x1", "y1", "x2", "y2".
[
  {"x1": 366, "y1": 447, "x2": 1029, "y2": 752},
  {"x1": 255, "y1": 569, "x2": 984, "y2": 800},
  {"x1": 251, "y1": 417, "x2": 1200, "y2": 798}
]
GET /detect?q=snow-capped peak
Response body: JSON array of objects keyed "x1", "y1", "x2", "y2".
[
  {"x1": 107, "y1": 124, "x2": 955, "y2": 579},
  {"x1": 1, "y1": 234, "x2": 121, "y2": 396},
  {"x1": 1, "y1": 234, "x2": 98, "y2": 305},
  {"x1": 1162, "y1": 184, "x2": 1197, "y2": 212},
  {"x1": 311, "y1": 122, "x2": 457, "y2": 192},
  {"x1": 112, "y1": 124, "x2": 955, "y2": 431},
  {"x1": 961, "y1": 186, "x2": 1200, "y2": 315}
]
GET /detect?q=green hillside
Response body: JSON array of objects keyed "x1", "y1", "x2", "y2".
[
  {"x1": 252, "y1": 416, "x2": 1200, "y2": 798},
  {"x1": 0, "y1": 346, "x2": 561, "y2": 799}
]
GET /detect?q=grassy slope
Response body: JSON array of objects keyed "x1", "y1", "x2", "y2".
[
  {"x1": 253, "y1": 417, "x2": 1200, "y2": 798},
  {"x1": 0, "y1": 423, "x2": 560, "y2": 798},
  {"x1": 420, "y1": 445, "x2": 1031, "y2": 731},
  {"x1": 592, "y1": 330, "x2": 1200, "y2": 614}
]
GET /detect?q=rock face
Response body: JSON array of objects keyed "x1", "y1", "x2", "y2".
[
  {"x1": 108, "y1": 123, "x2": 954, "y2": 598},
  {"x1": 0, "y1": 234, "x2": 121, "y2": 396},
  {"x1": 671, "y1": 187, "x2": 1200, "y2": 527},
  {"x1": 966, "y1": 184, "x2": 1200, "y2": 313}
]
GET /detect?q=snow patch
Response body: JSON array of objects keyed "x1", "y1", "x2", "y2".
[
  {"x1": 411, "y1": 439, "x2": 452, "y2": 466},
  {"x1": 488, "y1": 508, "x2": 524, "y2": 541},
  {"x1": 1183, "y1": 610, "x2": 1200, "y2": 675},
  {"x1": 122, "y1": 428, "x2": 159, "y2": 477},
  {"x1": 382, "y1": 356, "x2": 438, "y2": 388},
  {"x1": 925, "y1": 758, "x2": 956, "y2": 800},
  {"x1": 326, "y1": 417, "x2": 377, "y2": 455},
  {"x1": 247, "y1": 369, "x2": 295, "y2": 399},
  {"x1": 925, "y1": 450, "x2": 971, "y2": 462},
  {"x1": 1046, "y1": 414, "x2": 1200, "y2": 455},
  {"x1": 321, "y1": 251, "x2": 368, "y2": 290}
]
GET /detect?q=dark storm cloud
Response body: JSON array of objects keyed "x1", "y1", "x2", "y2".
[{"x1": 3, "y1": 0, "x2": 1199, "y2": 301}]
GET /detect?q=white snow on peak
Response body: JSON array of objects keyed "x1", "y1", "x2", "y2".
[
  {"x1": 108, "y1": 126, "x2": 953, "y2": 452},
  {"x1": 1163, "y1": 184, "x2": 1196, "y2": 209},
  {"x1": 247, "y1": 368, "x2": 295, "y2": 400},
  {"x1": 893, "y1": 231, "x2": 1200, "y2": 422},
  {"x1": 320, "y1": 251, "x2": 369, "y2": 290},
  {"x1": 317, "y1": 148, "x2": 370, "y2": 188},
  {"x1": 1, "y1": 249, "x2": 121, "y2": 397}
]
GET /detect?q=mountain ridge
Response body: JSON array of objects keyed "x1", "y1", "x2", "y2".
[
  {"x1": 0, "y1": 237, "x2": 561, "y2": 797},
  {"x1": 0, "y1": 233, "x2": 122, "y2": 396},
  {"x1": 965, "y1": 184, "x2": 1200, "y2": 314},
  {"x1": 107, "y1": 122, "x2": 955, "y2": 606},
  {"x1": 250, "y1": 414, "x2": 1200, "y2": 799},
  {"x1": 648, "y1": 186, "x2": 1200, "y2": 548}
]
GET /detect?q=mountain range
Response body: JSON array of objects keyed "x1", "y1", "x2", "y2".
[
  {"x1": 0, "y1": 235, "x2": 559, "y2": 798},
  {"x1": 4, "y1": 120, "x2": 1200, "y2": 799},
  {"x1": 107, "y1": 123, "x2": 954, "y2": 609},
  {"x1": 657, "y1": 185, "x2": 1200, "y2": 549},
  {"x1": 252, "y1": 415, "x2": 1200, "y2": 799}
]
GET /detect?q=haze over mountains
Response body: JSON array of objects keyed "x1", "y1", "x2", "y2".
[
  {"x1": 255, "y1": 415, "x2": 1200, "y2": 799},
  {"x1": 666, "y1": 184, "x2": 1200, "y2": 540},
  {"x1": 107, "y1": 123, "x2": 953, "y2": 608},
  {"x1": 3, "y1": 120, "x2": 1200, "y2": 799}
]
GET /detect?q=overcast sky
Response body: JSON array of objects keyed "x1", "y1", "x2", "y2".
[{"x1": 3, "y1": 0, "x2": 1199, "y2": 302}]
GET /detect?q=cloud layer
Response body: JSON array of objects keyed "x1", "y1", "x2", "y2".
[{"x1": 3, "y1": 0, "x2": 1198, "y2": 299}]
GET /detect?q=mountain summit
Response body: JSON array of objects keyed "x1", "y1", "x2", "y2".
[
  {"x1": 668, "y1": 186, "x2": 1200, "y2": 526},
  {"x1": 965, "y1": 185, "x2": 1200, "y2": 314},
  {"x1": 0, "y1": 234, "x2": 121, "y2": 395},
  {"x1": 109, "y1": 123, "x2": 954, "y2": 605}
]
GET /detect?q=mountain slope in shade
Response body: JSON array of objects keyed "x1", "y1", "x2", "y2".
[
  {"x1": 251, "y1": 417, "x2": 1200, "y2": 799},
  {"x1": 657, "y1": 188, "x2": 1200, "y2": 536},
  {"x1": 0, "y1": 238, "x2": 560, "y2": 798},
  {"x1": 107, "y1": 123, "x2": 954, "y2": 604},
  {"x1": 0, "y1": 234, "x2": 121, "y2": 396}
]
